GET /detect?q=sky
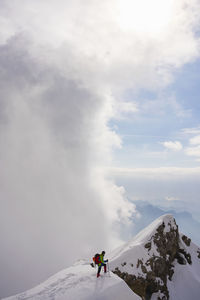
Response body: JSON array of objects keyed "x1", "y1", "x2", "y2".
[{"x1": 0, "y1": 0, "x2": 200, "y2": 298}]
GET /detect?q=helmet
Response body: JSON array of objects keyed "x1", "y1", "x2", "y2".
[{"x1": 102, "y1": 251, "x2": 105, "y2": 255}]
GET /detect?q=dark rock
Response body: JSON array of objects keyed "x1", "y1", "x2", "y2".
[
  {"x1": 175, "y1": 252, "x2": 187, "y2": 265},
  {"x1": 113, "y1": 217, "x2": 188, "y2": 300},
  {"x1": 178, "y1": 248, "x2": 192, "y2": 264},
  {"x1": 144, "y1": 242, "x2": 151, "y2": 250},
  {"x1": 137, "y1": 259, "x2": 143, "y2": 269},
  {"x1": 182, "y1": 235, "x2": 191, "y2": 247}
]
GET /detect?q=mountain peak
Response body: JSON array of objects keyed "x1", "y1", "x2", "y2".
[
  {"x1": 110, "y1": 214, "x2": 177, "y2": 262},
  {"x1": 110, "y1": 214, "x2": 200, "y2": 300},
  {"x1": 156, "y1": 213, "x2": 176, "y2": 224}
]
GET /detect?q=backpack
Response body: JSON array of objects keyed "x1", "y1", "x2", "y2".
[{"x1": 93, "y1": 253, "x2": 101, "y2": 265}]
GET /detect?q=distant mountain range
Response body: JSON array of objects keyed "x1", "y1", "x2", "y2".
[{"x1": 130, "y1": 200, "x2": 200, "y2": 246}]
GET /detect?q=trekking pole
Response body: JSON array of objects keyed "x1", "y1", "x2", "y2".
[{"x1": 107, "y1": 261, "x2": 110, "y2": 276}]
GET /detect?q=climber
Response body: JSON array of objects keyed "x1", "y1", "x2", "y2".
[{"x1": 96, "y1": 251, "x2": 108, "y2": 278}]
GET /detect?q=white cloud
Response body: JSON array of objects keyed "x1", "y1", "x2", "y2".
[
  {"x1": 183, "y1": 133, "x2": 200, "y2": 159},
  {"x1": 185, "y1": 145, "x2": 200, "y2": 157},
  {"x1": 108, "y1": 166, "x2": 200, "y2": 178},
  {"x1": 189, "y1": 135, "x2": 200, "y2": 145},
  {"x1": 112, "y1": 100, "x2": 138, "y2": 120},
  {"x1": 180, "y1": 130, "x2": 200, "y2": 161},
  {"x1": 108, "y1": 166, "x2": 200, "y2": 218},
  {"x1": 165, "y1": 196, "x2": 179, "y2": 201},
  {"x1": 167, "y1": 95, "x2": 192, "y2": 118},
  {"x1": 136, "y1": 93, "x2": 192, "y2": 119},
  {"x1": 0, "y1": 37, "x2": 137, "y2": 296},
  {"x1": 108, "y1": 166, "x2": 200, "y2": 219},
  {"x1": 0, "y1": 0, "x2": 200, "y2": 92},
  {"x1": 161, "y1": 141, "x2": 183, "y2": 151},
  {"x1": 181, "y1": 127, "x2": 200, "y2": 135}
]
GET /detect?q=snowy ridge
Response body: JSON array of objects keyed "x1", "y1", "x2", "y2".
[
  {"x1": 109, "y1": 214, "x2": 177, "y2": 278},
  {"x1": 110, "y1": 214, "x2": 175, "y2": 261},
  {"x1": 3, "y1": 214, "x2": 200, "y2": 300},
  {"x1": 109, "y1": 214, "x2": 200, "y2": 300},
  {"x1": 2, "y1": 260, "x2": 140, "y2": 300}
]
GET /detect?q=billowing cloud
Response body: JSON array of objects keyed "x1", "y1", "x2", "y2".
[
  {"x1": 0, "y1": 0, "x2": 200, "y2": 298},
  {"x1": 161, "y1": 141, "x2": 183, "y2": 151},
  {"x1": 0, "y1": 35, "x2": 136, "y2": 297}
]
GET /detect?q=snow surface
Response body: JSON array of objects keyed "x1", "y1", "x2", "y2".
[
  {"x1": 2, "y1": 260, "x2": 140, "y2": 300},
  {"x1": 110, "y1": 214, "x2": 176, "y2": 259},
  {"x1": 3, "y1": 214, "x2": 200, "y2": 300},
  {"x1": 110, "y1": 214, "x2": 176, "y2": 276},
  {"x1": 167, "y1": 233, "x2": 200, "y2": 300},
  {"x1": 109, "y1": 214, "x2": 200, "y2": 300}
]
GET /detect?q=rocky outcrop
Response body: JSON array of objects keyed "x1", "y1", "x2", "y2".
[
  {"x1": 114, "y1": 267, "x2": 168, "y2": 300},
  {"x1": 112, "y1": 216, "x2": 193, "y2": 300},
  {"x1": 182, "y1": 235, "x2": 191, "y2": 247}
]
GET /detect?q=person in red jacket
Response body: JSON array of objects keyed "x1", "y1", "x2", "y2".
[{"x1": 97, "y1": 251, "x2": 108, "y2": 278}]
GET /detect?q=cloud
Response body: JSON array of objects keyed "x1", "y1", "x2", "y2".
[
  {"x1": 181, "y1": 127, "x2": 200, "y2": 135},
  {"x1": 0, "y1": 0, "x2": 200, "y2": 297},
  {"x1": 139, "y1": 93, "x2": 192, "y2": 118},
  {"x1": 112, "y1": 100, "x2": 138, "y2": 120},
  {"x1": 189, "y1": 135, "x2": 200, "y2": 145},
  {"x1": 108, "y1": 166, "x2": 200, "y2": 222},
  {"x1": 0, "y1": 35, "x2": 135, "y2": 297},
  {"x1": 0, "y1": 0, "x2": 200, "y2": 91},
  {"x1": 165, "y1": 196, "x2": 180, "y2": 201},
  {"x1": 108, "y1": 166, "x2": 200, "y2": 178},
  {"x1": 183, "y1": 133, "x2": 200, "y2": 160},
  {"x1": 185, "y1": 145, "x2": 200, "y2": 158},
  {"x1": 161, "y1": 141, "x2": 183, "y2": 151}
]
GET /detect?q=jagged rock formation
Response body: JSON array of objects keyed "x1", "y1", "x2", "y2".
[{"x1": 110, "y1": 214, "x2": 200, "y2": 300}]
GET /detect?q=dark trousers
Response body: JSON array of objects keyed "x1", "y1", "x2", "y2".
[{"x1": 97, "y1": 263, "x2": 106, "y2": 277}]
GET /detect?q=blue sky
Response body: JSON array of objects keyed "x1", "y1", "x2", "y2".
[
  {"x1": 111, "y1": 59, "x2": 200, "y2": 168},
  {"x1": 109, "y1": 58, "x2": 200, "y2": 222}
]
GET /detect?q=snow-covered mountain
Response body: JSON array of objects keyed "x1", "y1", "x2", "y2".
[
  {"x1": 2, "y1": 260, "x2": 140, "y2": 300},
  {"x1": 3, "y1": 214, "x2": 200, "y2": 300},
  {"x1": 110, "y1": 214, "x2": 200, "y2": 299}
]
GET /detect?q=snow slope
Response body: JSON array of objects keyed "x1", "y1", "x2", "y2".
[
  {"x1": 167, "y1": 235, "x2": 200, "y2": 300},
  {"x1": 3, "y1": 214, "x2": 200, "y2": 300},
  {"x1": 109, "y1": 214, "x2": 200, "y2": 300},
  {"x1": 110, "y1": 214, "x2": 175, "y2": 276},
  {"x1": 2, "y1": 260, "x2": 140, "y2": 300}
]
